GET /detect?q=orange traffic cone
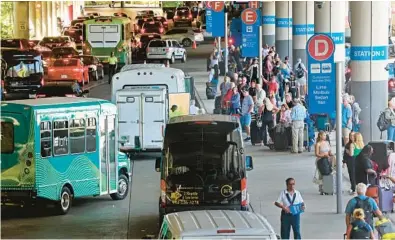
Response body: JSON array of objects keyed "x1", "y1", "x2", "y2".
[{"x1": 192, "y1": 41, "x2": 197, "y2": 49}]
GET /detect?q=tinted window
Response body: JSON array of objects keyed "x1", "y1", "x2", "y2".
[
  {"x1": 53, "y1": 120, "x2": 69, "y2": 156},
  {"x1": 52, "y1": 48, "x2": 77, "y2": 57},
  {"x1": 149, "y1": 41, "x2": 166, "y2": 47},
  {"x1": 37, "y1": 86, "x2": 74, "y2": 96},
  {"x1": 140, "y1": 35, "x2": 161, "y2": 45},
  {"x1": 1, "y1": 122, "x2": 14, "y2": 154},
  {"x1": 1, "y1": 39, "x2": 21, "y2": 48},
  {"x1": 172, "y1": 41, "x2": 180, "y2": 47},
  {"x1": 86, "y1": 118, "x2": 97, "y2": 152},
  {"x1": 70, "y1": 119, "x2": 85, "y2": 154},
  {"x1": 40, "y1": 121, "x2": 52, "y2": 157},
  {"x1": 177, "y1": 10, "x2": 189, "y2": 16},
  {"x1": 63, "y1": 29, "x2": 83, "y2": 43},
  {"x1": 71, "y1": 19, "x2": 84, "y2": 26},
  {"x1": 42, "y1": 37, "x2": 68, "y2": 44},
  {"x1": 143, "y1": 22, "x2": 161, "y2": 29},
  {"x1": 53, "y1": 59, "x2": 79, "y2": 67}
]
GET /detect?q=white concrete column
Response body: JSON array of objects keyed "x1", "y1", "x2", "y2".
[
  {"x1": 47, "y1": 1, "x2": 53, "y2": 36},
  {"x1": 275, "y1": 1, "x2": 292, "y2": 61},
  {"x1": 292, "y1": 1, "x2": 314, "y2": 66},
  {"x1": 35, "y1": 2, "x2": 42, "y2": 39},
  {"x1": 41, "y1": 1, "x2": 48, "y2": 37},
  {"x1": 350, "y1": 1, "x2": 389, "y2": 141},
  {"x1": 13, "y1": 1, "x2": 29, "y2": 39},
  {"x1": 52, "y1": 1, "x2": 57, "y2": 35},
  {"x1": 314, "y1": 1, "x2": 346, "y2": 62},
  {"x1": 345, "y1": 1, "x2": 351, "y2": 38},
  {"x1": 29, "y1": 1, "x2": 36, "y2": 39},
  {"x1": 262, "y1": 1, "x2": 275, "y2": 46}
]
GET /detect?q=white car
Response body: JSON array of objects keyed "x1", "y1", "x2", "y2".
[
  {"x1": 161, "y1": 27, "x2": 204, "y2": 47},
  {"x1": 146, "y1": 39, "x2": 187, "y2": 64}
]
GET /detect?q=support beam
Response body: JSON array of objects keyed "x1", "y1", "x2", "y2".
[
  {"x1": 47, "y1": 1, "x2": 53, "y2": 36},
  {"x1": 262, "y1": 1, "x2": 275, "y2": 46},
  {"x1": 41, "y1": 1, "x2": 48, "y2": 37},
  {"x1": 52, "y1": 1, "x2": 58, "y2": 35},
  {"x1": 350, "y1": 1, "x2": 389, "y2": 141},
  {"x1": 275, "y1": 1, "x2": 292, "y2": 61},
  {"x1": 292, "y1": 1, "x2": 314, "y2": 66},
  {"x1": 13, "y1": 1, "x2": 29, "y2": 39},
  {"x1": 35, "y1": 2, "x2": 42, "y2": 39},
  {"x1": 29, "y1": 1, "x2": 36, "y2": 39},
  {"x1": 314, "y1": 1, "x2": 346, "y2": 62}
]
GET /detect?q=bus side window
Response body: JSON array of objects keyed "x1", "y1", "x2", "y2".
[
  {"x1": 86, "y1": 117, "x2": 97, "y2": 152},
  {"x1": 53, "y1": 120, "x2": 69, "y2": 156},
  {"x1": 40, "y1": 121, "x2": 52, "y2": 157},
  {"x1": 70, "y1": 118, "x2": 86, "y2": 154}
]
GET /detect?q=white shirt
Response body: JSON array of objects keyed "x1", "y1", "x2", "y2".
[
  {"x1": 262, "y1": 48, "x2": 269, "y2": 58},
  {"x1": 276, "y1": 190, "x2": 304, "y2": 207},
  {"x1": 189, "y1": 105, "x2": 198, "y2": 115}
]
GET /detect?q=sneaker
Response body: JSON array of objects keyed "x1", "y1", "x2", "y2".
[{"x1": 244, "y1": 137, "x2": 251, "y2": 142}]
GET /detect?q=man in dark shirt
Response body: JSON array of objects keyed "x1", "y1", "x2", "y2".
[
  {"x1": 354, "y1": 145, "x2": 377, "y2": 185},
  {"x1": 249, "y1": 80, "x2": 257, "y2": 98}
]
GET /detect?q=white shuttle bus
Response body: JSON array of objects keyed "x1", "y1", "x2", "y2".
[{"x1": 111, "y1": 66, "x2": 190, "y2": 153}]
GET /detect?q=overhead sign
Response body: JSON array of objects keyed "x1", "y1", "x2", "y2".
[
  {"x1": 241, "y1": 8, "x2": 261, "y2": 57},
  {"x1": 206, "y1": 1, "x2": 225, "y2": 37},
  {"x1": 306, "y1": 34, "x2": 336, "y2": 115}
]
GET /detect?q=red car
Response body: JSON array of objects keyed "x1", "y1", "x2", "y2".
[{"x1": 47, "y1": 58, "x2": 89, "y2": 85}]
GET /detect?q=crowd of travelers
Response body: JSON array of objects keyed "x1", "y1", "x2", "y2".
[{"x1": 205, "y1": 44, "x2": 395, "y2": 239}]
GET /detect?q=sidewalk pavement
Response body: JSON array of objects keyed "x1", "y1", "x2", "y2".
[{"x1": 191, "y1": 71, "x2": 395, "y2": 238}]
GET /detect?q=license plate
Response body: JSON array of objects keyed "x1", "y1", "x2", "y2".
[
  {"x1": 28, "y1": 94, "x2": 36, "y2": 99},
  {"x1": 61, "y1": 75, "x2": 68, "y2": 79},
  {"x1": 182, "y1": 16, "x2": 186, "y2": 19},
  {"x1": 10, "y1": 82, "x2": 19, "y2": 86}
]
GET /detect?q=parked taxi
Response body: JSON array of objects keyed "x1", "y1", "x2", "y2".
[{"x1": 46, "y1": 58, "x2": 89, "y2": 85}]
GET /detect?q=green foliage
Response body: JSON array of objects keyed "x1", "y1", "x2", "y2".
[{"x1": 1, "y1": 2, "x2": 13, "y2": 39}]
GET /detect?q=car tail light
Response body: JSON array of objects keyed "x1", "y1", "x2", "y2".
[
  {"x1": 80, "y1": 36, "x2": 83, "y2": 40},
  {"x1": 73, "y1": 68, "x2": 83, "y2": 72},
  {"x1": 141, "y1": 29, "x2": 145, "y2": 33},
  {"x1": 40, "y1": 78, "x2": 44, "y2": 86},
  {"x1": 229, "y1": 38, "x2": 233, "y2": 45},
  {"x1": 217, "y1": 229, "x2": 236, "y2": 234},
  {"x1": 165, "y1": 48, "x2": 169, "y2": 52},
  {"x1": 160, "y1": 179, "x2": 166, "y2": 208},
  {"x1": 48, "y1": 68, "x2": 55, "y2": 72},
  {"x1": 389, "y1": 79, "x2": 394, "y2": 88},
  {"x1": 36, "y1": 94, "x2": 46, "y2": 98},
  {"x1": 67, "y1": 54, "x2": 72, "y2": 58},
  {"x1": 189, "y1": 14, "x2": 193, "y2": 19},
  {"x1": 164, "y1": 21, "x2": 168, "y2": 25},
  {"x1": 65, "y1": 94, "x2": 76, "y2": 97},
  {"x1": 174, "y1": 16, "x2": 178, "y2": 19},
  {"x1": 159, "y1": 28, "x2": 164, "y2": 33},
  {"x1": 139, "y1": 42, "x2": 142, "y2": 48},
  {"x1": 241, "y1": 178, "x2": 247, "y2": 206}
]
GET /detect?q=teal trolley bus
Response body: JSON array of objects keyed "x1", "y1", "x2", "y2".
[
  {"x1": 83, "y1": 16, "x2": 133, "y2": 69},
  {"x1": 1, "y1": 98, "x2": 131, "y2": 214}
]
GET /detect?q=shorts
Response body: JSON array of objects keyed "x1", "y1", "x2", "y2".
[
  {"x1": 342, "y1": 127, "x2": 351, "y2": 138},
  {"x1": 240, "y1": 114, "x2": 252, "y2": 127},
  {"x1": 297, "y1": 77, "x2": 307, "y2": 86}
]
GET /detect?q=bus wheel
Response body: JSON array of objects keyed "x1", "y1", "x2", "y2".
[
  {"x1": 110, "y1": 174, "x2": 129, "y2": 200},
  {"x1": 57, "y1": 186, "x2": 72, "y2": 215}
]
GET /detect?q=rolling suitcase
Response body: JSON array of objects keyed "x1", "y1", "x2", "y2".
[
  {"x1": 273, "y1": 124, "x2": 288, "y2": 151},
  {"x1": 250, "y1": 118, "x2": 264, "y2": 145},
  {"x1": 288, "y1": 80, "x2": 300, "y2": 99},
  {"x1": 379, "y1": 187, "x2": 394, "y2": 213},
  {"x1": 213, "y1": 96, "x2": 222, "y2": 112},
  {"x1": 322, "y1": 173, "x2": 335, "y2": 195},
  {"x1": 206, "y1": 83, "x2": 216, "y2": 100}
]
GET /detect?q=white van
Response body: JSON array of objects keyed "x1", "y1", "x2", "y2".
[
  {"x1": 111, "y1": 66, "x2": 189, "y2": 152},
  {"x1": 157, "y1": 210, "x2": 279, "y2": 239}
]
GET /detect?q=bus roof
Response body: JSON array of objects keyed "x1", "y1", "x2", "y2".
[
  {"x1": 168, "y1": 114, "x2": 239, "y2": 124},
  {"x1": 1, "y1": 97, "x2": 111, "y2": 109},
  {"x1": 84, "y1": 16, "x2": 131, "y2": 24},
  {"x1": 120, "y1": 64, "x2": 165, "y2": 72}
]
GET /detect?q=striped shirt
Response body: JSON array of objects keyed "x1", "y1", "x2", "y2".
[{"x1": 291, "y1": 104, "x2": 307, "y2": 121}]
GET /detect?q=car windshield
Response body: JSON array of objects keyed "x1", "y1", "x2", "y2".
[
  {"x1": 53, "y1": 59, "x2": 79, "y2": 67},
  {"x1": 141, "y1": 35, "x2": 160, "y2": 44},
  {"x1": 1, "y1": 122, "x2": 14, "y2": 154},
  {"x1": 71, "y1": 19, "x2": 84, "y2": 26},
  {"x1": 42, "y1": 37, "x2": 68, "y2": 44},
  {"x1": 41, "y1": 51, "x2": 52, "y2": 59},
  {"x1": 6, "y1": 58, "x2": 42, "y2": 77},
  {"x1": 37, "y1": 85, "x2": 75, "y2": 96},
  {"x1": 52, "y1": 48, "x2": 76, "y2": 57},
  {"x1": 155, "y1": 17, "x2": 166, "y2": 23},
  {"x1": 149, "y1": 41, "x2": 166, "y2": 47},
  {"x1": 80, "y1": 56, "x2": 94, "y2": 65},
  {"x1": 177, "y1": 10, "x2": 189, "y2": 16},
  {"x1": 1, "y1": 40, "x2": 21, "y2": 48},
  {"x1": 137, "y1": 19, "x2": 148, "y2": 26},
  {"x1": 143, "y1": 23, "x2": 161, "y2": 32},
  {"x1": 63, "y1": 29, "x2": 83, "y2": 43}
]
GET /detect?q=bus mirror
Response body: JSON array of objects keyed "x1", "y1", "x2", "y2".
[
  {"x1": 245, "y1": 156, "x2": 253, "y2": 171},
  {"x1": 155, "y1": 157, "x2": 161, "y2": 172}
]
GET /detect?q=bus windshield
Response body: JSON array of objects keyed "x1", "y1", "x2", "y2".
[
  {"x1": 1, "y1": 122, "x2": 14, "y2": 154},
  {"x1": 1, "y1": 39, "x2": 21, "y2": 48}
]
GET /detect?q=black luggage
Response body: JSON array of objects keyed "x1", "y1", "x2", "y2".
[
  {"x1": 273, "y1": 124, "x2": 289, "y2": 150},
  {"x1": 206, "y1": 85, "x2": 216, "y2": 99},
  {"x1": 288, "y1": 80, "x2": 300, "y2": 99},
  {"x1": 219, "y1": 61, "x2": 225, "y2": 76},
  {"x1": 317, "y1": 157, "x2": 332, "y2": 176},
  {"x1": 250, "y1": 118, "x2": 264, "y2": 145},
  {"x1": 213, "y1": 96, "x2": 222, "y2": 114},
  {"x1": 368, "y1": 141, "x2": 394, "y2": 171}
]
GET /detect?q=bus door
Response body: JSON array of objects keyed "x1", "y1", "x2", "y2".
[
  {"x1": 87, "y1": 24, "x2": 120, "y2": 49},
  {"x1": 99, "y1": 115, "x2": 118, "y2": 195}
]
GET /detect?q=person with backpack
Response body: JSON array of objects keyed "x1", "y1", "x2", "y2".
[
  {"x1": 293, "y1": 58, "x2": 307, "y2": 97},
  {"x1": 345, "y1": 183, "x2": 384, "y2": 231},
  {"x1": 384, "y1": 100, "x2": 395, "y2": 141},
  {"x1": 315, "y1": 131, "x2": 335, "y2": 194},
  {"x1": 346, "y1": 208, "x2": 375, "y2": 239},
  {"x1": 247, "y1": 58, "x2": 259, "y2": 83},
  {"x1": 342, "y1": 96, "x2": 353, "y2": 145}
]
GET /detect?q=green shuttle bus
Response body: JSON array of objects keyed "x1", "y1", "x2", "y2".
[
  {"x1": 1, "y1": 98, "x2": 131, "y2": 214},
  {"x1": 83, "y1": 16, "x2": 133, "y2": 69}
]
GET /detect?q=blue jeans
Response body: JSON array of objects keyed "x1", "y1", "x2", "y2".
[
  {"x1": 352, "y1": 122, "x2": 360, "y2": 132},
  {"x1": 281, "y1": 211, "x2": 301, "y2": 239},
  {"x1": 388, "y1": 125, "x2": 395, "y2": 141}
]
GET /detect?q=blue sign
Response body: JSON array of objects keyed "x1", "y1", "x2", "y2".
[
  {"x1": 350, "y1": 46, "x2": 388, "y2": 61},
  {"x1": 388, "y1": 63, "x2": 394, "y2": 78},
  {"x1": 275, "y1": 18, "x2": 292, "y2": 28},
  {"x1": 345, "y1": 47, "x2": 351, "y2": 59},
  {"x1": 206, "y1": 8, "x2": 225, "y2": 37},
  {"x1": 241, "y1": 9, "x2": 261, "y2": 57},
  {"x1": 292, "y1": 24, "x2": 314, "y2": 35},
  {"x1": 315, "y1": 32, "x2": 345, "y2": 45},
  {"x1": 262, "y1": 15, "x2": 275, "y2": 24},
  {"x1": 230, "y1": 18, "x2": 242, "y2": 47},
  {"x1": 306, "y1": 34, "x2": 336, "y2": 115}
]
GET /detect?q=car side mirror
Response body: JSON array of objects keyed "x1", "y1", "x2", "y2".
[
  {"x1": 83, "y1": 89, "x2": 89, "y2": 94},
  {"x1": 245, "y1": 156, "x2": 253, "y2": 171},
  {"x1": 155, "y1": 157, "x2": 161, "y2": 172}
]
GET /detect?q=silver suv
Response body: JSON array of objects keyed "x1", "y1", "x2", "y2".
[{"x1": 161, "y1": 28, "x2": 204, "y2": 47}]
